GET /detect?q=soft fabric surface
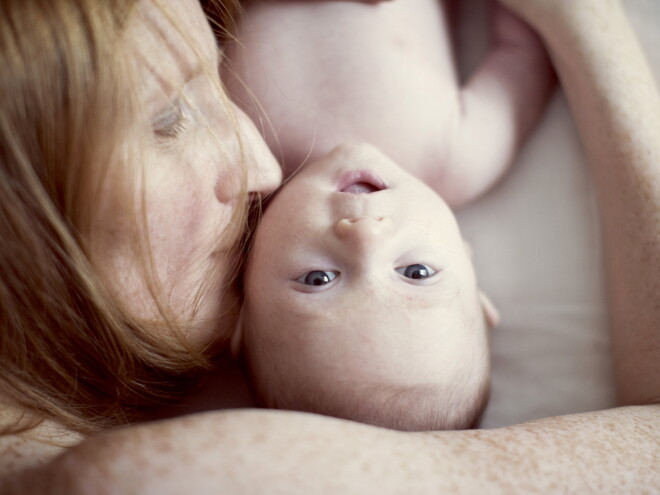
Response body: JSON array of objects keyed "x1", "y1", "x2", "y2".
[{"x1": 456, "y1": 0, "x2": 659, "y2": 428}]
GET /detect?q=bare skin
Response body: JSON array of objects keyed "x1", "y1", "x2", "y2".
[
  {"x1": 2, "y1": 1, "x2": 659, "y2": 493},
  {"x1": 4, "y1": 406, "x2": 656, "y2": 494},
  {"x1": 223, "y1": 0, "x2": 555, "y2": 206},
  {"x1": 508, "y1": 0, "x2": 660, "y2": 407}
]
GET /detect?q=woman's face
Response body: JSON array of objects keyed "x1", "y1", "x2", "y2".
[{"x1": 90, "y1": 0, "x2": 281, "y2": 345}]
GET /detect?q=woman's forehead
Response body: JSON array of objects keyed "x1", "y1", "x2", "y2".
[{"x1": 127, "y1": 0, "x2": 217, "y2": 96}]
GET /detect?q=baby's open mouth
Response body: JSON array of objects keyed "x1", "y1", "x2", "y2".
[{"x1": 338, "y1": 170, "x2": 387, "y2": 194}]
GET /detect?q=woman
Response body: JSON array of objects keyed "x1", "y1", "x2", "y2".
[
  {"x1": 1, "y1": 0, "x2": 658, "y2": 493},
  {"x1": 0, "y1": 0, "x2": 279, "y2": 472}
]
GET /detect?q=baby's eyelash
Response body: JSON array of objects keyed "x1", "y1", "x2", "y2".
[{"x1": 153, "y1": 99, "x2": 190, "y2": 140}]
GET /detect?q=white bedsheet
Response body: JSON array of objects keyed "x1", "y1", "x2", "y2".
[{"x1": 456, "y1": 0, "x2": 660, "y2": 428}]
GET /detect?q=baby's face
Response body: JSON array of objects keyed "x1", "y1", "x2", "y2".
[{"x1": 242, "y1": 144, "x2": 490, "y2": 430}]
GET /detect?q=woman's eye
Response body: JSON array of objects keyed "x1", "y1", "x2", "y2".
[
  {"x1": 153, "y1": 99, "x2": 190, "y2": 139},
  {"x1": 296, "y1": 270, "x2": 338, "y2": 286},
  {"x1": 396, "y1": 264, "x2": 437, "y2": 280}
]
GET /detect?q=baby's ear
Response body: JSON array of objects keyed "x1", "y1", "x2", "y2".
[
  {"x1": 230, "y1": 312, "x2": 245, "y2": 358},
  {"x1": 479, "y1": 290, "x2": 500, "y2": 329}
]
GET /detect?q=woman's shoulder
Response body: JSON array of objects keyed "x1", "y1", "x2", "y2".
[
  {"x1": 0, "y1": 410, "x2": 255, "y2": 494},
  {"x1": 0, "y1": 416, "x2": 83, "y2": 494},
  {"x1": 0, "y1": 409, "x2": 266, "y2": 494}
]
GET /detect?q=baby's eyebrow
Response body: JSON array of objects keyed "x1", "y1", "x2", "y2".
[
  {"x1": 280, "y1": 279, "x2": 462, "y2": 321},
  {"x1": 397, "y1": 291, "x2": 459, "y2": 311}
]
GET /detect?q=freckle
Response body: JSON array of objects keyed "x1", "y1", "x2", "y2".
[
  {"x1": 360, "y1": 459, "x2": 372, "y2": 473},
  {"x1": 159, "y1": 440, "x2": 174, "y2": 454},
  {"x1": 252, "y1": 432, "x2": 267, "y2": 445},
  {"x1": 154, "y1": 462, "x2": 169, "y2": 477}
]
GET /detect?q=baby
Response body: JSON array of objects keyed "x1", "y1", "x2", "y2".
[
  {"x1": 227, "y1": 0, "x2": 552, "y2": 430},
  {"x1": 237, "y1": 144, "x2": 499, "y2": 431}
]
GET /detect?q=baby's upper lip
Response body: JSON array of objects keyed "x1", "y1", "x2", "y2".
[
  {"x1": 330, "y1": 188, "x2": 391, "y2": 222},
  {"x1": 336, "y1": 170, "x2": 387, "y2": 194}
]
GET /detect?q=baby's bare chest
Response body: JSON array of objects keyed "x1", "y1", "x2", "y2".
[{"x1": 325, "y1": 0, "x2": 458, "y2": 90}]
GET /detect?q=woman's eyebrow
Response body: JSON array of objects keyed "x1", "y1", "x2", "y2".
[
  {"x1": 138, "y1": 5, "x2": 213, "y2": 101},
  {"x1": 137, "y1": 51, "x2": 204, "y2": 112}
]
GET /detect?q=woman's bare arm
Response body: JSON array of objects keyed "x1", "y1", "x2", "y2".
[
  {"x1": 499, "y1": 0, "x2": 660, "y2": 406},
  {"x1": 556, "y1": 3, "x2": 660, "y2": 406},
  {"x1": 6, "y1": 406, "x2": 655, "y2": 495}
]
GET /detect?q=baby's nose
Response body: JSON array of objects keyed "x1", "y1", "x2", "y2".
[{"x1": 333, "y1": 216, "x2": 394, "y2": 251}]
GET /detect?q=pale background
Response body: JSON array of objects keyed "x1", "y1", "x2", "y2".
[{"x1": 455, "y1": 0, "x2": 660, "y2": 428}]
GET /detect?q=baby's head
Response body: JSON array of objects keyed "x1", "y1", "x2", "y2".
[{"x1": 239, "y1": 144, "x2": 498, "y2": 431}]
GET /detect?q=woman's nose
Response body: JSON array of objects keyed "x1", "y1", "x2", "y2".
[
  {"x1": 236, "y1": 106, "x2": 282, "y2": 196},
  {"x1": 333, "y1": 216, "x2": 394, "y2": 252}
]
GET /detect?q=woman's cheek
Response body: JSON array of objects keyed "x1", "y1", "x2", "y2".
[{"x1": 145, "y1": 180, "x2": 229, "y2": 278}]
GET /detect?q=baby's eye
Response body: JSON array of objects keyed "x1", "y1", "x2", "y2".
[
  {"x1": 395, "y1": 264, "x2": 437, "y2": 280},
  {"x1": 296, "y1": 270, "x2": 338, "y2": 286}
]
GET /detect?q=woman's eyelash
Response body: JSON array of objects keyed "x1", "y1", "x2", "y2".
[{"x1": 153, "y1": 99, "x2": 190, "y2": 139}]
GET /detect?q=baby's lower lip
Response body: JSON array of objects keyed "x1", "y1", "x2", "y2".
[{"x1": 337, "y1": 170, "x2": 387, "y2": 194}]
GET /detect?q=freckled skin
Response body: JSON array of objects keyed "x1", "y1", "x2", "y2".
[
  {"x1": 0, "y1": 420, "x2": 82, "y2": 489},
  {"x1": 10, "y1": 406, "x2": 656, "y2": 494}
]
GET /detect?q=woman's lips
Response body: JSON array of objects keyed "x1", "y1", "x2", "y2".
[{"x1": 337, "y1": 170, "x2": 387, "y2": 194}]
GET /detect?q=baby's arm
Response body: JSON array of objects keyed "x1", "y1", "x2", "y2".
[
  {"x1": 445, "y1": 3, "x2": 555, "y2": 205},
  {"x1": 499, "y1": 0, "x2": 660, "y2": 406}
]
